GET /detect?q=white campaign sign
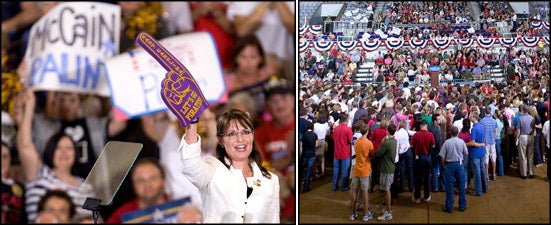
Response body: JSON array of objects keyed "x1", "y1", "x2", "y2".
[
  {"x1": 24, "y1": 2, "x2": 120, "y2": 96},
  {"x1": 105, "y1": 32, "x2": 225, "y2": 121}
]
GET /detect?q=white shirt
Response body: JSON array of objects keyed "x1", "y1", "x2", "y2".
[
  {"x1": 395, "y1": 128, "x2": 410, "y2": 154},
  {"x1": 313, "y1": 122, "x2": 330, "y2": 140},
  {"x1": 542, "y1": 120, "x2": 550, "y2": 148},
  {"x1": 348, "y1": 108, "x2": 358, "y2": 127},
  {"x1": 403, "y1": 87, "x2": 411, "y2": 100},
  {"x1": 178, "y1": 135, "x2": 280, "y2": 223}
]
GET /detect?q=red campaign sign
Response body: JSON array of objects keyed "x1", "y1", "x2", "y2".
[{"x1": 136, "y1": 32, "x2": 209, "y2": 127}]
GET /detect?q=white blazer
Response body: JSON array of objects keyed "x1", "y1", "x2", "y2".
[{"x1": 178, "y1": 135, "x2": 280, "y2": 223}]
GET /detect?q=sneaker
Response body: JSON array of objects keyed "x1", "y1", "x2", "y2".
[
  {"x1": 423, "y1": 195, "x2": 432, "y2": 202},
  {"x1": 492, "y1": 174, "x2": 496, "y2": 181},
  {"x1": 411, "y1": 196, "x2": 421, "y2": 203},
  {"x1": 377, "y1": 211, "x2": 393, "y2": 221},
  {"x1": 536, "y1": 163, "x2": 543, "y2": 168},
  {"x1": 349, "y1": 212, "x2": 357, "y2": 221},
  {"x1": 362, "y1": 212, "x2": 373, "y2": 221}
]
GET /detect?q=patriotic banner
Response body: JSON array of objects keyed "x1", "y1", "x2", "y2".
[
  {"x1": 359, "y1": 39, "x2": 381, "y2": 52},
  {"x1": 309, "y1": 25, "x2": 323, "y2": 35},
  {"x1": 455, "y1": 38, "x2": 474, "y2": 48},
  {"x1": 408, "y1": 39, "x2": 428, "y2": 49},
  {"x1": 312, "y1": 41, "x2": 335, "y2": 52},
  {"x1": 476, "y1": 38, "x2": 496, "y2": 49},
  {"x1": 543, "y1": 22, "x2": 549, "y2": 30},
  {"x1": 431, "y1": 38, "x2": 452, "y2": 50},
  {"x1": 520, "y1": 37, "x2": 540, "y2": 47},
  {"x1": 543, "y1": 36, "x2": 550, "y2": 45},
  {"x1": 498, "y1": 37, "x2": 517, "y2": 48},
  {"x1": 24, "y1": 2, "x2": 120, "y2": 96},
  {"x1": 121, "y1": 197, "x2": 191, "y2": 223},
  {"x1": 531, "y1": 21, "x2": 542, "y2": 29},
  {"x1": 299, "y1": 41, "x2": 310, "y2": 53},
  {"x1": 299, "y1": 25, "x2": 308, "y2": 35},
  {"x1": 384, "y1": 38, "x2": 404, "y2": 51},
  {"x1": 337, "y1": 41, "x2": 357, "y2": 51}
]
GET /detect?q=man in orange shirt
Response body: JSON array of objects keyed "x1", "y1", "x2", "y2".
[{"x1": 349, "y1": 123, "x2": 376, "y2": 221}]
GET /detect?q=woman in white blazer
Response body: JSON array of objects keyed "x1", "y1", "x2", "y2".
[{"x1": 178, "y1": 108, "x2": 280, "y2": 223}]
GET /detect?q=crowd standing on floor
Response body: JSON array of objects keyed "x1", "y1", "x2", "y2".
[{"x1": 298, "y1": 43, "x2": 550, "y2": 220}]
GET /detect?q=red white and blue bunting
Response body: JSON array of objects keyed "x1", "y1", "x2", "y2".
[
  {"x1": 299, "y1": 41, "x2": 310, "y2": 52},
  {"x1": 543, "y1": 22, "x2": 550, "y2": 30},
  {"x1": 476, "y1": 38, "x2": 496, "y2": 49},
  {"x1": 498, "y1": 37, "x2": 517, "y2": 48},
  {"x1": 408, "y1": 39, "x2": 428, "y2": 49},
  {"x1": 312, "y1": 41, "x2": 335, "y2": 52},
  {"x1": 305, "y1": 36, "x2": 546, "y2": 53},
  {"x1": 299, "y1": 25, "x2": 308, "y2": 35},
  {"x1": 520, "y1": 37, "x2": 540, "y2": 47},
  {"x1": 359, "y1": 39, "x2": 381, "y2": 52},
  {"x1": 309, "y1": 25, "x2": 323, "y2": 35},
  {"x1": 454, "y1": 38, "x2": 474, "y2": 48},
  {"x1": 431, "y1": 38, "x2": 452, "y2": 49},
  {"x1": 531, "y1": 21, "x2": 542, "y2": 29},
  {"x1": 337, "y1": 41, "x2": 357, "y2": 51},
  {"x1": 384, "y1": 38, "x2": 404, "y2": 51}
]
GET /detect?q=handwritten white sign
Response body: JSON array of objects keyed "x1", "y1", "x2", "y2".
[
  {"x1": 105, "y1": 32, "x2": 225, "y2": 121},
  {"x1": 24, "y1": 2, "x2": 121, "y2": 96}
]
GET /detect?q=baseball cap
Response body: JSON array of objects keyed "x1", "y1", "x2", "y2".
[
  {"x1": 446, "y1": 103, "x2": 455, "y2": 110},
  {"x1": 263, "y1": 76, "x2": 293, "y2": 98}
]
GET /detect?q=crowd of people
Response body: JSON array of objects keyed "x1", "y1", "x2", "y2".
[
  {"x1": 298, "y1": 2, "x2": 549, "y2": 221},
  {"x1": 2, "y1": 1, "x2": 295, "y2": 224},
  {"x1": 298, "y1": 44, "x2": 550, "y2": 221}
]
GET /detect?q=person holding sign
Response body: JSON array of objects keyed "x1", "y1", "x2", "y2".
[
  {"x1": 179, "y1": 108, "x2": 280, "y2": 223},
  {"x1": 15, "y1": 88, "x2": 94, "y2": 222}
]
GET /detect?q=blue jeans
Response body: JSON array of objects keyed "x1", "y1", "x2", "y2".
[
  {"x1": 431, "y1": 153, "x2": 446, "y2": 192},
  {"x1": 534, "y1": 132, "x2": 543, "y2": 165},
  {"x1": 444, "y1": 162, "x2": 466, "y2": 211},
  {"x1": 398, "y1": 148, "x2": 415, "y2": 192},
  {"x1": 302, "y1": 156, "x2": 315, "y2": 192},
  {"x1": 332, "y1": 157, "x2": 351, "y2": 191},
  {"x1": 470, "y1": 156, "x2": 487, "y2": 195},
  {"x1": 463, "y1": 154, "x2": 470, "y2": 189},
  {"x1": 413, "y1": 154, "x2": 431, "y2": 200},
  {"x1": 496, "y1": 139, "x2": 504, "y2": 176}
]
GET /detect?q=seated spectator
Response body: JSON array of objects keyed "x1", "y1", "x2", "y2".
[
  {"x1": 106, "y1": 157, "x2": 171, "y2": 224},
  {"x1": 36, "y1": 189, "x2": 76, "y2": 223},
  {"x1": 15, "y1": 88, "x2": 94, "y2": 222},
  {"x1": 472, "y1": 65, "x2": 482, "y2": 79},
  {"x1": 1, "y1": 140, "x2": 26, "y2": 224}
]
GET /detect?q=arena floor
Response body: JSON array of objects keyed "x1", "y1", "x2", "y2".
[{"x1": 299, "y1": 162, "x2": 549, "y2": 224}]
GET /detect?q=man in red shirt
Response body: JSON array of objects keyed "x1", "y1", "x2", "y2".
[
  {"x1": 410, "y1": 120, "x2": 435, "y2": 203},
  {"x1": 254, "y1": 77, "x2": 295, "y2": 222},
  {"x1": 106, "y1": 158, "x2": 171, "y2": 224},
  {"x1": 332, "y1": 113, "x2": 353, "y2": 192}
]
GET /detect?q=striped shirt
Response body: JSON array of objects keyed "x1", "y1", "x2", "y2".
[
  {"x1": 479, "y1": 115, "x2": 497, "y2": 145},
  {"x1": 25, "y1": 165, "x2": 93, "y2": 222}
]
